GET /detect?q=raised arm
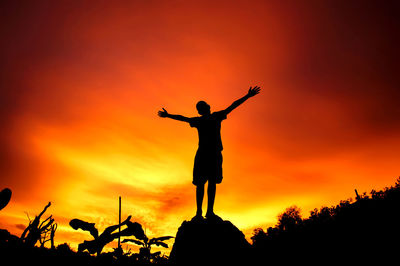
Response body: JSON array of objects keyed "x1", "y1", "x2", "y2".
[
  {"x1": 158, "y1": 108, "x2": 191, "y2": 123},
  {"x1": 223, "y1": 86, "x2": 261, "y2": 115}
]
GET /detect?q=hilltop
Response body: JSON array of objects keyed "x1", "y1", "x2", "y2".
[{"x1": 251, "y1": 177, "x2": 400, "y2": 264}]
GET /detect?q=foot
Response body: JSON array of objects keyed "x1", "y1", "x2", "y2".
[
  {"x1": 205, "y1": 212, "x2": 222, "y2": 222},
  {"x1": 191, "y1": 213, "x2": 204, "y2": 222}
]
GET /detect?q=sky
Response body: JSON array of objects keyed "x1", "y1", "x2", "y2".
[{"x1": 1, "y1": 0, "x2": 399, "y2": 253}]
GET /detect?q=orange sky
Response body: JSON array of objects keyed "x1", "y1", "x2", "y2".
[{"x1": 1, "y1": 0, "x2": 399, "y2": 253}]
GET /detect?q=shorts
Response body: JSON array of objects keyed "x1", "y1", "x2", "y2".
[{"x1": 193, "y1": 149, "x2": 223, "y2": 186}]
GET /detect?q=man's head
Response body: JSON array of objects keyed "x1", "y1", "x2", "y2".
[{"x1": 196, "y1": 101, "x2": 211, "y2": 116}]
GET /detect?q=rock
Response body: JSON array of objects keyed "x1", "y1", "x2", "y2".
[{"x1": 169, "y1": 217, "x2": 252, "y2": 264}]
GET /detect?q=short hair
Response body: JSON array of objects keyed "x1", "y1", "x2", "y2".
[{"x1": 196, "y1": 101, "x2": 210, "y2": 115}]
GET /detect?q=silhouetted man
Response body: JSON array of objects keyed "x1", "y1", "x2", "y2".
[{"x1": 158, "y1": 86, "x2": 261, "y2": 220}]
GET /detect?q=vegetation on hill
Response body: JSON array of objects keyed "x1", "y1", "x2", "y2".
[
  {"x1": 251, "y1": 177, "x2": 400, "y2": 263},
  {"x1": 1, "y1": 177, "x2": 399, "y2": 264}
]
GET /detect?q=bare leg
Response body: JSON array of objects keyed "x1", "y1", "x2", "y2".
[
  {"x1": 196, "y1": 184, "x2": 204, "y2": 216},
  {"x1": 206, "y1": 182, "x2": 216, "y2": 216}
]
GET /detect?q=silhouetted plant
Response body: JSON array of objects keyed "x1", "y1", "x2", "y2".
[
  {"x1": 70, "y1": 215, "x2": 145, "y2": 256},
  {"x1": 123, "y1": 233, "x2": 173, "y2": 263},
  {"x1": 39, "y1": 222, "x2": 57, "y2": 249},
  {"x1": 20, "y1": 202, "x2": 57, "y2": 248},
  {"x1": 252, "y1": 177, "x2": 400, "y2": 263},
  {"x1": 277, "y1": 205, "x2": 302, "y2": 232},
  {"x1": 56, "y1": 242, "x2": 73, "y2": 253},
  {"x1": 0, "y1": 188, "x2": 12, "y2": 211}
]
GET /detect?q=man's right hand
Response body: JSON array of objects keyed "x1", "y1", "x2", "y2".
[
  {"x1": 247, "y1": 86, "x2": 261, "y2": 97},
  {"x1": 158, "y1": 108, "x2": 169, "y2": 118}
]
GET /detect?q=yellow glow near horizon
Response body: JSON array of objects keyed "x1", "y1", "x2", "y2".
[{"x1": 1, "y1": 1, "x2": 399, "y2": 255}]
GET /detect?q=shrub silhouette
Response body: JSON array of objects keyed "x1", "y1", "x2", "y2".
[
  {"x1": 277, "y1": 205, "x2": 302, "y2": 232},
  {"x1": 69, "y1": 215, "x2": 145, "y2": 256},
  {"x1": 20, "y1": 202, "x2": 57, "y2": 249},
  {"x1": 123, "y1": 233, "x2": 173, "y2": 263},
  {"x1": 251, "y1": 177, "x2": 400, "y2": 263}
]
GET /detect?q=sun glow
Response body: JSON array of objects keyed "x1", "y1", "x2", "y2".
[{"x1": 1, "y1": 0, "x2": 399, "y2": 254}]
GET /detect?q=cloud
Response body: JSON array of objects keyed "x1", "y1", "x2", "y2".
[
  {"x1": 15, "y1": 224, "x2": 26, "y2": 231},
  {"x1": 0, "y1": 0, "x2": 399, "y2": 248}
]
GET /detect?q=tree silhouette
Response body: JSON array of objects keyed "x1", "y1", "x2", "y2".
[
  {"x1": 20, "y1": 202, "x2": 57, "y2": 248},
  {"x1": 252, "y1": 177, "x2": 400, "y2": 264},
  {"x1": 70, "y1": 215, "x2": 145, "y2": 256},
  {"x1": 277, "y1": 205, "x2": 302, "y2": 232}
]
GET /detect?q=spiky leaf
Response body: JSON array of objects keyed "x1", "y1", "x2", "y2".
[
  {"x1": 151, "y1": 236, "x2": 174, "y2": 242},
  {"x1": 150, "y1": 251, "x2": 161, "y2": 258},
  {"x1": 151, "y1": 241, "x2": 168, "y2": 248},
  {"x1": 122, "y1": 239, "x2": 144, "y2": 246}
]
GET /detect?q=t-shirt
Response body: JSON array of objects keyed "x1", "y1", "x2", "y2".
[{"x1": 189, "y1": 110, "x2": 227, "y2": 151}]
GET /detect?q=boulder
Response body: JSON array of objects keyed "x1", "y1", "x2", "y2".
[{"x1": 169, "y1": 217, "x2": 252, "y2": 264}]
